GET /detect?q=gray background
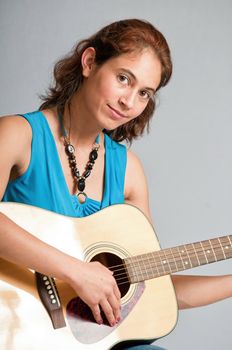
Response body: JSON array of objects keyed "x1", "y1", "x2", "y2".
[{"x1": 0, "y1": 0, "x2": 231, "y2": 349}]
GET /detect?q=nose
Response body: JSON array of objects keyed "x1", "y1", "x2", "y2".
[{"x1": 119, "y1": 90, "x2": 137, "y2": 110}]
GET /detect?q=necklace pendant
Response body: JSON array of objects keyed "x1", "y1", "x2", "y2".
[
  {"x1": 77, "y1": 177, "x2": 86, "y2": 192},
  {"x1": 76, "y1": 191, "x2": 87, "y2": 204}
]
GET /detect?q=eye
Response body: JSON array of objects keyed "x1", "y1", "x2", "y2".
[
  {"x1": 117, "y1": 74, "x2": 130, "y2": 85},
  {"x1": 139, "y1": 90, "x2": 152, "y2": 100}
]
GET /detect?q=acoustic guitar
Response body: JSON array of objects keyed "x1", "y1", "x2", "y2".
[{"x1": 0, "y1": 202, "x2": 231, "y2": 350}]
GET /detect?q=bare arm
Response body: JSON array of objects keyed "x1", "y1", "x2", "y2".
[
  {"x1": 124, "y1": 149, "x2": 232, "y2": 309},
  {"x1": 172, "y1": 274, "x2": 232, "y2": 309},
  {"x1": 0, "y1": 116, "x2": 120, "y2": 326}
]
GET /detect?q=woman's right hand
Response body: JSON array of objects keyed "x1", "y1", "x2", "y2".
[{"x1": 66, "y1": 260, "x2": 121, "y2": 326}]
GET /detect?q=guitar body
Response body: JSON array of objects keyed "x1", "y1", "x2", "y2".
[{"x1": 0, "y1": 202, "x2": 178, "y2": 350}]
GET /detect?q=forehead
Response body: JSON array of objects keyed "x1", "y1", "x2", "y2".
[{"x1": 105, "y1": 49, "x2": 162, "y2": 89}]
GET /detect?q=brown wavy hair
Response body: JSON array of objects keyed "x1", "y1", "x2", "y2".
[{"x1": 39, "y1": 19, "x2": 172, "y2": 143}]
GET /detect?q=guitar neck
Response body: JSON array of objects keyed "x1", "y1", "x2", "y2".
[{"x1": 125, "y1": 235, "x2": 232, "y2": 283}]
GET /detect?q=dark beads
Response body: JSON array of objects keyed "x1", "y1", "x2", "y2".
[
  {"x1": 63, "y1": 135, "x2": 100, "y2": 199},
  {"x1": 87, "y1": 162, "x2": 93, "y2": 170},
  {"x1": 65, "y1": 144, "x2": 75, "y2": 155},
  {"x1": 77, "y1": 178, "x2": 86, "y2": 192},
  {"x1": 89, "y1": 149, "x2": 98, "y2": 161},
  {"x1": 83, "y1": 169, "x2": 91, "y2": 178},
  {"x1": 72, "y1": 167, "x2": 80, "y2": 178}
]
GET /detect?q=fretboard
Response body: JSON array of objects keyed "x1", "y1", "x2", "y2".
[{"x1": 124, "y1": 235, "x2": 232, "y2": 284}]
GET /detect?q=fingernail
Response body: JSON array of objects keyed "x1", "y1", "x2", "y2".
[{"x1": 98, "y1": 319, "x2": 103, "y2": 325}]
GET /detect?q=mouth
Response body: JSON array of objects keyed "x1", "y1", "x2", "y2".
[{"x1": 107, "y1": 105, "x2": 127, "y2": 119}]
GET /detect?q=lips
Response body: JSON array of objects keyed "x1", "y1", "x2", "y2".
[{"x1": 107, "y1": 104, "x2": 127, "y2": 120}]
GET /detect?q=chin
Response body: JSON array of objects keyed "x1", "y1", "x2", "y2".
[{"x1": 99, "y1": 119, "x2": 121, "y2": 132}]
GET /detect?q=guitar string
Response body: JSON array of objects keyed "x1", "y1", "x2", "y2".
[
  {"x1": 111, "y1": 245, "x2": 232, "y2": 278},
  {"x1": 106, "y1": 244, "x2": 232, "y2": 284},
  {"x1": 113, "y1": 247, "x2": 232, "y2": 287},
  {"x1": 105, "y1": 239, "x2": 232, "y2": 287},
  {"x1": 109, "y1": 241, "x2": 232, "y2": 271},
  {"x1": 113, "y1": 258, "x2": 232, "y2": 288},
  {"x1": 109, "y1": 252, "x2": 232, "y2": 283},
  {"x1": 107, "y1": 240, "x2": 232, "y2": 274}
]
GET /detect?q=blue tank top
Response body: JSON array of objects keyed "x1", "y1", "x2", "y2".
[
  {"x1": 2, "y1": 112, "x2": 165, "y2": 350},
  {"x1": 2, "y1": 111, "x2": 127, "y2": 217}
]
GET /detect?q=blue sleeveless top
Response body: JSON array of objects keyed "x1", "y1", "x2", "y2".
[
  {"x1": 2, "y1": 112, "x2": 165, "y2": 350},
  {"x1": 2, "y1": 111, "x2": 127, "y2": 217}
]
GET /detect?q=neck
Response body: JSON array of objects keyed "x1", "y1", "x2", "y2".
[{"x1": 61, "y1": 95, "x2": 103, "y2": 148}]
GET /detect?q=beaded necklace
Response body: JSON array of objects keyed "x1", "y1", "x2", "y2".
[{"x1": 58, "y1": 114, "x2": 100, "y2": 203}]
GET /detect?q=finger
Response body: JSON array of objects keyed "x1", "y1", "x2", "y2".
[
  {"x1": 100, "y1": 299, "x2": 116, "y2": 327},
  {"x1": 113, "y1": 283, "x2": 121, "y2": 300},
  {"x1": 91, "y1": 304, "x2": 103, "y2": 325},
  {"x1": 107, "y1": 293, "x2": 121, "y2": 322}
]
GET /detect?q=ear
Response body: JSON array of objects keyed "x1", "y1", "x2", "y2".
[{"x1": 81, "y1": 47, "x2": 96, "y2": 77}]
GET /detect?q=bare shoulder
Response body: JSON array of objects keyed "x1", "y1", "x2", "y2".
[
  {"x1": 126, "y1": 149, "x2": 147, "y2": 182},
  {"x1": 0, "y1": 114, "x2": 33, "y2": 199},
  {"x1": 126, "y1": 149, "x2": 141, "y2": 165},
  {"x1": 124, "y1": 149, "x2": 152, "y2": 221},
  {"x1": 125, "y1": 149, "x2": 147, "y2": 197},
  {"x1": 0, "y1": 115, "x2": 32, "y2": 163},
  {"x1": 0, "y1": 114, "x2": 32, "y2": 134}
]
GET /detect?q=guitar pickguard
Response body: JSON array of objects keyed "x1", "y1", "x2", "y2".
[{"x1": 66, "y1": 282, "x2": 145, "y2": 344}]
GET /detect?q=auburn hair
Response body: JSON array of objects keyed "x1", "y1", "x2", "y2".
[{"x1": 39, "y1": 19, "x2": 172, "y2": 143}]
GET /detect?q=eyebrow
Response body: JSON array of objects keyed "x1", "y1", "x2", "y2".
[{"x1": 119, "y1": 68, "x2": 156, "y2": 94}]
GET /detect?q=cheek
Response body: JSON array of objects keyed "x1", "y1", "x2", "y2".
[
  {"x1": 130, "y1": 102, "x2": 148, "y2": 120},
  {"x1": 98, "y1": 78, "x2": 118, "y2": 100}
]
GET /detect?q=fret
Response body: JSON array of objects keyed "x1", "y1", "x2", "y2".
[
  {"x1": 135, "y1": 255, "x2": 145, "y2": 282},
  {"x1": 140, "y1": 253, "x2": 151, "y2": 280},
  {"x1": 139, "y1": 253, "x2": 158, "y2": 280},
  {"x1": 210, "y1": 237, "x2": 226, "y2": 261},
  {"x1": 162, "y1": 249, "x2": 173, "y2": 273},
  {"x1": 200, "y1": 241, "x2": 209, "y2": 263},
  {"x1": 124, "y1": 235, "x2": 232, "y2": 284},
  {"x1": 125, "y1": 254, "x2": 158, "y2": 283},
  {"x1": 187, "y1": 242, "x2": 202, "y2": 268},
  {"x1": 167, "y1": 248, "x2": 178, "y2": 273},
  {"x1": 146, "y1": 253, "x2": 155, "y2": 279},
  {"x1": 193, "y1": 242, "x2": 208, "y2": 265},
  {"x1": 220, "y1": 236, "x2": 232, "y2": 259},
  {"x1": 228, "y1": 236, "x2": 232, "y2": 246},
  {"x1": 177, "y1": 245, "x2": 191, "y2": 270},
  {"x1": 172, "y1": 246, "x2": 185, "y2": 272},
  {"x1": 125, "y1": 257, "x2": 139, "y2": 283},
  {"x1": 191, "y1": 243, "x2": 201, "y2": 266},
  {"x1": 228, "y1": 236, "x2": 232, "y2": 255},
  {"x1": 184, "y1": 244, "x2": 194, "y2": 268},
  {"x1": 150, "y1": 252, "x2": 161, "y2": 278},
  {"x1": 204, "y1": 240, "x2": 217, "y2": 263},
  {"x1": 217, "y1": 237, "x2": 226, "y2": 260},
  {"x1": 156, "y1": 250, "x2": 170, "y2": 275},
  {"x1": 209, "y1": 239, "x2": 217, "y2": 261}
]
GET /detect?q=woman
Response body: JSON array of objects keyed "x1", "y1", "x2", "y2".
[{"x1": 0, "y1": 19, "x2": 231, "y2": 350}]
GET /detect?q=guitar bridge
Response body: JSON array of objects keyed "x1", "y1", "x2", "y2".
[{"x1": 35, "y1": 272, "x2": 66, "y2": 329}]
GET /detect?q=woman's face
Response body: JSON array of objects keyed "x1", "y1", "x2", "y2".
[{"x1": 79, "y1": 47, "x2": 162, "y2": 130}]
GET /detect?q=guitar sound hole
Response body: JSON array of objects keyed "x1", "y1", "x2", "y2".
[
  {"x1": 90, "y1": 252, "x2": 130, "y2": 298},
  {"x1": 66, "y1": 252, "x2": 131, "y2": 326}
]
